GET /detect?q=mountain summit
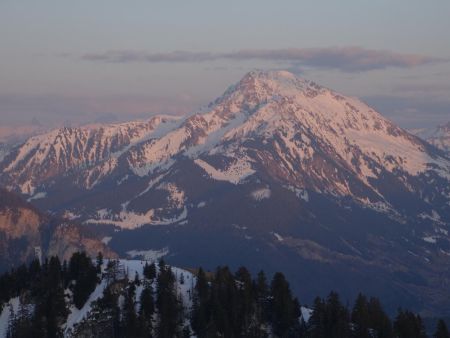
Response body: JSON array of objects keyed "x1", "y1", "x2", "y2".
[
  {"x1": 1, "y1": 71, "x2": 450, "y2": 315},
  {"x1": 427, "y1": 121, "x2": 450, "y2": 154}
]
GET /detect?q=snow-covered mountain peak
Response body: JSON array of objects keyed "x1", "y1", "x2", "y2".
[
  {"x1": 426, "y1": 121, "x2": 450, "y2": 154},
  {"x1": 209, "y1": 71, "x2": 421, "y2": 152},
  {"x1": 239, "y1": 70, "x2": 314, "y2": 90},
  {"x1": 412, "y1": 121, "x2": 450, "y2": 155},
  {"x1": 438, "y1": 121, "x2": 450, "y2": 131},
  {"x1": 218, "y1": 70, "x2": 325, "y2": 110},
  {"x1": 213, "y1": 70, "x2": 394, "y2": 134},
  {"x1": 1, "y1": 71, "x2": 450, "y2": 224}
]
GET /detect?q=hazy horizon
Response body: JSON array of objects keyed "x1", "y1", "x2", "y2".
[{"x1": 1, "y1": 1, "x2": 450, "y2": 132}]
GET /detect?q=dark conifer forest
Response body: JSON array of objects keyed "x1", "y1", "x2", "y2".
[{"x1": 0, "y1": 252, "x2": 448, "y2": 338}]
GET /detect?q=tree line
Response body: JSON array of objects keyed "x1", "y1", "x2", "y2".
[
  {"x1": 0, "y1": 251, "x2": 448, "y2": 337},
  {"x1": 0, "y1": 252, "x2": 99, "y2": 337}
]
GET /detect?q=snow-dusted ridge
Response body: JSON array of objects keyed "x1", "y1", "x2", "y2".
[
  {"x1": 431, "y1": 122, "x2": 450, "y2": 154},
  {"x1": 63, "y1": 259, "x2": 195, "y2": 337},
  {"x1": 0, "y1": 115, "x2": 182, "y2": 193}
]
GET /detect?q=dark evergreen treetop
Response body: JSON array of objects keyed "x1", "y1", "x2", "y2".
[{"x1": 434, "y1": 319, "x2": 450, "y2": 338}]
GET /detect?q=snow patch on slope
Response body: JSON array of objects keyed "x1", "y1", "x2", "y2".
[
  {"x1": 419, "y1": 210, "x2": 444, "y2": 225},
  {"x1": 65, "y1": 280, "x2": 107, "y2": 336},
  {"x1": 194, "y1": 157, "x2": 255, "y2": 184},
  {"x1": 85, "y1": 208, "x2": 155, "y2": 229},
  {"x1": 272, "y1": 232, "x2": 284, "y2": 242},
  {"x1": 126, "y1": 247, "x2": 169, "y2": 261},
  {"x1": 157, "y1": 182, "x2": 186, "y2": 208},
  {"x1": 27, "y1": 191, "x2": 47, "y2": 201},
  {"x1": 85, "y1": 204, "x2": 188, "y2": 229},
  {"x1": 101, "y1": 236, "x2": 112, "y2": 245},
  {"x1": 251, "y1": 188, "x2": 271, "y2": 201},
  {"x1": 0, "y1": 297, "x2": 20, "y2": 338},
  {"x1": 423, "y1": 236, "x2": 437, "y2": 244},
  {"x1": 286, "y1": 186, "x2": 309, "y2": 202}
]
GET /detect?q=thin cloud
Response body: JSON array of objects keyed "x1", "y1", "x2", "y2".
[
  {"x1": 80, "y1": 47, "x2": 445, "y2": 72},
  {"x1": 82, "y1": 50, "x2": 215, "y2": 63}
]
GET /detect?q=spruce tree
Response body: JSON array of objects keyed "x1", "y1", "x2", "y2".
[
  {"x1": 367, "y1": 296, "x2": 393, "y2": 338},
  {"x1": 28, "y1": 259, "x2": 41, "y2": 281},
  {"x1": 255, "y1": 270, "x2": 270, "y2": 324},
  {"x1": 393, "y1": 309, "x2": 427, "y2": 338},
  {"x1": 156, "y1": 266, "x2": 181, "y2": 337},
  {"x1": 158, "y1": 259, "x2": 166, "y2": 271},
  {"x1": 235, "y1": 266, "x2": 255, "y2": 335},
  {"x1": 191, "y1": 268, "x2": 210, "y2": 337},
  {"x1": 325, "y1": 291, "x2": 350, "y2": 338},
  {"x1": 105, "y1": 260, "x2": 119, "y2": 284},
  {"x1": 308, "y1": 297, "x2": 326, "y2": 338},
  {"x1": 269, "y1": 272, "x2": 301, "y2": 337},
  {"x1": 144, "y1": 262, "x2": 157, "y2": 281},
  {"x1": 69, "y1": 252, "x2": 98, "y2": 309},
  {"x1": 351, "y1": 293, "x2": 370, "y2": 338},
  {"x1": 179, "y1": 272, "x2": 185, "y2": 285},
  {"x1": 134, "y1": 271, "x2": 141, "y2": 286},
  {"x1": 138, "y1": 282, "x2": 155, "y2": 337},
  {"x1": 96, "y1": 251, "x2": 103, "y2": 274},
  {"x1": 122, "y1": 282, "x2": 138, "y2": 338},
  {"x1": 97, "y1": 285, "x2": 121, "y2": 336},
  {"x1": 434, "y1": 319, "x2": 450, "y2": 338},
  {"x1": 33, "y1": 256, "x2": 67, "y2": 338},
  {"x1": 210, "y1": 266, "x2": 239, "y2": 337}
]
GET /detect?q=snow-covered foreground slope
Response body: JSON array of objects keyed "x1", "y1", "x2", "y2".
[
  {"x1": 0, "y1": 259, "x2": 196, "y2": 338},
  {"x1": 0, "y1": 258, "x2": 313, "y2": 338},
  {"x1": 0, "y1": 259, "x2": 313, "y2": 338},
  {"x1": 0, "y1": 297, "x2": 20, "y2": 338},
  {"x1": 64, "y1": 259, "x2": 196, "y2": 337}
]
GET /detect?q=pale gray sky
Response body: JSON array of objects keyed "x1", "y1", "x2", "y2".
[{"x1": 1, "y1": 0, "x2": 449, "y2": 129}]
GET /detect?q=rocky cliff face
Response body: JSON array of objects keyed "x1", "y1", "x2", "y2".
[{"x1": 0, "y1": 188, "x2": 116, "y2": 270}]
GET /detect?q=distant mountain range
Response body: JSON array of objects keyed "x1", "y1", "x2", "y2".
[
  {"x1": 1, "y1": 71, "x2": 449, "y2": 316},
  {"x1": 411, "y1": 122, "x2": 450, "y2": 155}
]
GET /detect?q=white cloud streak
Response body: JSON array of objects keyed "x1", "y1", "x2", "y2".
[{"x1": 81, "y1": 47, "x2": 446, "y2": 72}]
